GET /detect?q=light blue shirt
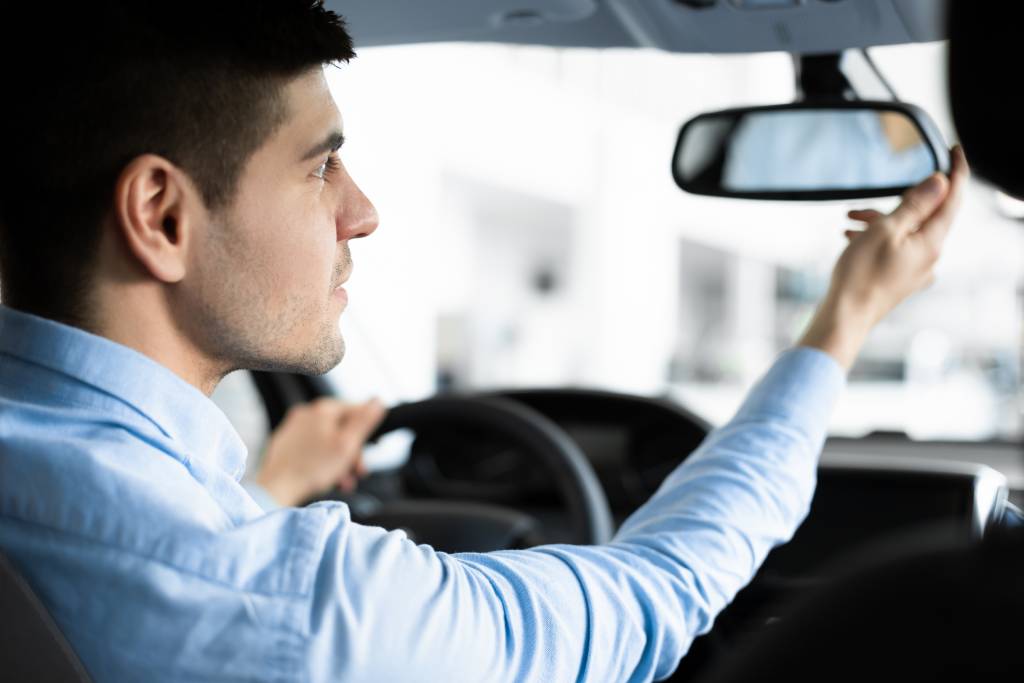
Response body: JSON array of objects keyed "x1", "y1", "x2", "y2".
[{"x1": 0, "y1": 305, "x2": 844, "y2": 682}]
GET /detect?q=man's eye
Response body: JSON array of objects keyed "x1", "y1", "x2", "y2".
[{"x1": 314, "y1": 154, "x2": 342, "y2": 180}]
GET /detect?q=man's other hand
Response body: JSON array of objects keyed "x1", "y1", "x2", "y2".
[
  {"x1": 255, "y1": 398, "x2": 387, "y2": 507},
  {"x1": 800, "y1": 145, "x2": 970, "y2": 369}
]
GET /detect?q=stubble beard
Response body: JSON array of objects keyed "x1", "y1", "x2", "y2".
[{"x1": 188, "y1": 220, "x2": 347, "y2": 380}]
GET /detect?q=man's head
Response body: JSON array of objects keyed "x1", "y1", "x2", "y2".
[{"x1": 0, "y1": 2, "x2": 377, "y2": 386}]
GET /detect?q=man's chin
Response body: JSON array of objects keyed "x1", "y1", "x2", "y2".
[
  {"x1": 297, "y1": 332, "x2": 346, "y2": 376},
  {"x1": 241, "y1": 333, "x2": 345, "y2": 376}
]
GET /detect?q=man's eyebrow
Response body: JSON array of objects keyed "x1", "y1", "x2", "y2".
[{"x1": 301, "y1": 131, "x2": 345, "y2": 161}]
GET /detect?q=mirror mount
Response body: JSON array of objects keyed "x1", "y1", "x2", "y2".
[{"x1": 795, "y1": 53, "x2": 856, "y2": 102}]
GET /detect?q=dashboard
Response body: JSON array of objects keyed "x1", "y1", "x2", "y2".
[
  {"x1": 401, "y1": 391, "x2": 1012, "y2": 581},
  {"x1": 760, "y1": 458, "x2": 1007, "y2": 581}
]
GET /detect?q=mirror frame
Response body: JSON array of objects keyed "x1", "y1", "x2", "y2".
[{"x1": 672, "y1": 100, "x2": 951, "y2": 201}]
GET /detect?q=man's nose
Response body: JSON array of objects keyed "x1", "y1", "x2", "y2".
[{"x1": 337, "y1": 166, "x2": 379, "y2": 242}]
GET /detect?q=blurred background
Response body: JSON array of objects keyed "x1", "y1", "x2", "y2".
[{"x1": 217, "y1": 40, "x2": 1024, "y2": 463}]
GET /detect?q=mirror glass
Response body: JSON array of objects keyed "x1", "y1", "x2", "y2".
[{"x1": 674, "y1": 107, "x2": 940, "y2": 198}]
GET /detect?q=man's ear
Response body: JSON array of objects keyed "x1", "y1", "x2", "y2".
[{"x1": 112, "y1": 154, "x2": 202, "y2": 283}]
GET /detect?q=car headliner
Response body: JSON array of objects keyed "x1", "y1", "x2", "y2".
[{"x1": 333, "y1": 0, "x2": 948, "y2": 54}]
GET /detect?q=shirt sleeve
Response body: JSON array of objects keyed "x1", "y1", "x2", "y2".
[{"x1": 303, "y1": 347, "x2": 846, "y2": 682}]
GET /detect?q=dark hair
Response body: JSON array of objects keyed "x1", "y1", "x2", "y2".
[
  {"x1": 948, "y1": 1, "x2": 1024, "y2": 200},
  {"x1": 0, "y1": 1, "x2": 355, "y2": 326}
]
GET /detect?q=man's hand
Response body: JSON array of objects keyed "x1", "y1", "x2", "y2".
[
  {"x1": 800, "y1": 146, "x2": 970, "y2": 370},
  {"x1": 255, "y1": 398, "x2": 387, "y2": 507}
]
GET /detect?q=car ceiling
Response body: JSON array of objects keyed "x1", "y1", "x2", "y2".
[{"x1": 331, "y1": 0, "x2": 948, "y2": 54}]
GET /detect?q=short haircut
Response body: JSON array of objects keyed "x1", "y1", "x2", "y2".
[{"x1": 0, "y1": 1, "x2": 355, "y2": 326}]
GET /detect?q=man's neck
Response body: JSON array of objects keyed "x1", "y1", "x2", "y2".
[{"x1": 92, "y1": 282, "x2": 227, "y2": 396}]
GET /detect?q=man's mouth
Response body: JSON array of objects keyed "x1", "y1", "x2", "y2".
[
  {"x1": 333, "y1": 286, "x2": 349, "y2": 306},
  {"x1": 332, "y1": 264, "x2": 352, "y2": 304}
]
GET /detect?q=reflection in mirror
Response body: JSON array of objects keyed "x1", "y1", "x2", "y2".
[{"x1": 676, "y1": 108, "x2": 939, "y2": 198}]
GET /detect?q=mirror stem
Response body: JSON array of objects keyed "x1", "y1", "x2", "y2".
[{"x1": 794, "y1": 53, "x2": 856, "y2": 101}]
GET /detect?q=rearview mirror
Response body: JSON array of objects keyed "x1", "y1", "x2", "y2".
[{"x1": 672, "y1": 102, "x2": 950, "y2": 201}]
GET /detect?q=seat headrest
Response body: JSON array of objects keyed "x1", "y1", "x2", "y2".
[
  {"x1": 948, "y1": 1, "x2": 1024, "y2": 200},
  {"x1": 0, "y1": 552, "x2": 92, "y2": 682}
]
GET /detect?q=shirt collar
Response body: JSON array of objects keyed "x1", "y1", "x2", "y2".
[{"x1": 0, "y1": 305, "x2": 248, "y2": 480}]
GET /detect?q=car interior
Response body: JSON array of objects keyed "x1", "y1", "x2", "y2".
[{"x1": 2, "y1": 1, "x2": 1021, "y2": 681}]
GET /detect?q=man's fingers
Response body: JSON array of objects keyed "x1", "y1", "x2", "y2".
[
  {"x1": 337, "y1": 399, "x2": 387, "y2": 450},
  {"x1": 354, "y1": 456, "x2": 369, "y2": 478},
  {"x1": 886, "y1": 172, "x2": 950, "y2": 235},
  {"x1": 335, "y1": 446, "x2": 370, "y2": 494},
  {"x1": 916, "y1": 145, "x2": 970, "y2": 248},
  {"x1": 847, "y1": 209, "x2": 883, "y2": 223},
  {"x1": 310, "y1": 396, "x2": 356, "y2": 421}
]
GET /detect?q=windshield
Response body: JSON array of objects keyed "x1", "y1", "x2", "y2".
[{"x1": 325, "y1": 41, "x2": 1023, "y2": 443}]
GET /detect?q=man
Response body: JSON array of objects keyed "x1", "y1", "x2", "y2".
[{"x1": 0, "y1": 2, "x2": 967, "y2": 681}]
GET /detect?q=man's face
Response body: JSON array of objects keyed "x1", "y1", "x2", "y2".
[{"x1": 182, "y1": 68, "x2": 378, "y2": 376}]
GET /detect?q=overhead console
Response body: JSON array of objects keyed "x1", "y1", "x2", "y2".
[
  {"x1": 609, "y1": 0, "x2": 948, "y2": 53},
  {"x1": 336, "y1": 0, "x2": 948, "y2": 53},
  {"x1": 332, "y1": 0, "x2": 600, "y2": 46}
]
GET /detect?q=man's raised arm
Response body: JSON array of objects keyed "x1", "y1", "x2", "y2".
[{"x1": 302, "y1": 149, "x2": 968, "y2": 682}]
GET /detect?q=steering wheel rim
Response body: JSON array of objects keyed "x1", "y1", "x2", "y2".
[{"x1": 370, "y1": 395, "x2": 614, "y2": 546}]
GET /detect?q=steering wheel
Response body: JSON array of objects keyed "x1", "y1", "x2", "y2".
[{"x1": 352, "y1": 395, "x2": 614, "y2": 552}]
